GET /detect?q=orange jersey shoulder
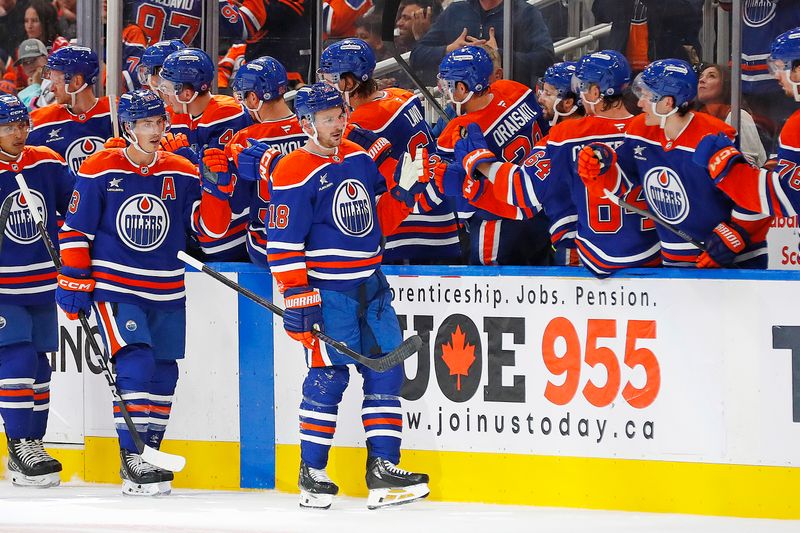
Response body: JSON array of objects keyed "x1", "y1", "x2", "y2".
[
  {"x1": 30, "y1": 104, "x2": 70, "y2": 127},
  {"x1": 78, "y1": 149, "x2": 126, "y2": 176},
  {"x1": 22, "y1": 145, "x2": 66, "y2": 166},
  {"x1": 201, "y1": 95, "x2": 247, "y2": 126},
  {"x1": 778, "y1": 109, "x2": 800, "y2": 150},
  {"x1": 230, "y1": 116, "x2": 303, "y2": 146},
  {"x1": 548, "y1": 114, "x2": 634, "y2": 144},
  {"x1": 350, "y1": 88, "x2": 416, "y2": 131}
]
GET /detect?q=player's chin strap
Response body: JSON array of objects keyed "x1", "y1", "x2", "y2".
[
  {"x1": 652, "y1": 100, "x2": 679, "y2": 130},
  {"x1": 785, "y1": 72, "x2": 800, "y2": 102},
  {"x1": 175, "y1": 90, "x2": 199, "y2": 115},
  {"x1": 123, "y1": 123, "x2": 159, "y2": 165},
  {"x1": 66, "y1": 81, "x2": 88, "y2": 110},
  {"x1": 581, "y1": 93, "x2": 602, "y2": 115},
  {"x1": 244, "y1": 99, "x2": 264, "y2": 122},
  {"x1": 450, "y1": 91, "x2": 474, "y2": 117},
  {"x1": 550, "y1": 98, "x2": 578, "y2": 126},
  {"x1": 0, "y1": 146, "x2": 21, "y2": 161}
]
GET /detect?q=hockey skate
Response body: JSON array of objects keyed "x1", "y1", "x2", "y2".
[
  {"x1": 120, "y1": 449, "x2": 171, "y2": 496},
  {"x1": 365, "y1": 457, "x2": 429, "y2": 510},
  {"x1": 298, "y1": 461, "x2": 339, "y2": 509},
  {"x1": 7, "y1": 438, "x2": 62, "y2": 488}
]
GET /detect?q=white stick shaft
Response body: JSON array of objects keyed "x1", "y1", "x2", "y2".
[
  {"x1": 14, "y1": 173, "x2": 43, "y2": 226},
  {"x1": 177, "y1": 250, "x2": 205, "y2": 271}
]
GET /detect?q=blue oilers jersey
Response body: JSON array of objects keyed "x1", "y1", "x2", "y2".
[
  {"x1": 741, "y1": 0, "x2": 800, "y2": 94},
  {"x1": 268, "y1": 140, "x2": 404, "y2": 292},
  {"x1": 170, "y1": 95, "x2": 252, "y2": 261},
  {"x1": 545, "y1": 115, "x2": 661, "y2": 276},
  {"x1": 59, "y1": 149, "x2": 231, "y2": 309},
  {"x1": 0, "y1": 147, "x2": 74, "y2": 306},
  {"x1": 228, "y1": 115, "x2": 307, "y2": 269},
  {"x1": 619, "y1": 112, "x2": 769, "y2": 266},
  {"x1": 28, "y1": 98, "x2": 115, "y2": 175},
  {"x1": 350, "y1": 88, "x2": 460, "y2": 263},
  {"x1": 126, "y1": 0, "x2": 245, "y2": 46}
]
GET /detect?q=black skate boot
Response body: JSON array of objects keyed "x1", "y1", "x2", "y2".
[
  {"x1": 119, "y1": 449, "x2": 165, "y2": 496},
  {"x1": 365, "y1": 457, "x2": 429, "y2": 509},
  {"x1": 7, "y1": 438, "x2": 61, "y2": 488},
  {"x1": 31, "y1": 440, "x2": 63, "y2": 473},
  {"x1": 298, "y1": 461, "x2": 339, "y2": 509}
]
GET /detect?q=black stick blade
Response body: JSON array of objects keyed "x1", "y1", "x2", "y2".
[{"x1": 374, "y1": 335, "x2": 423, "y2": 372}]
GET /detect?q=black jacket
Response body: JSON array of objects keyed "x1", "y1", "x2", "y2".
[{"x1": 410, "y1": 0, "x2": 554, "y2": 87}]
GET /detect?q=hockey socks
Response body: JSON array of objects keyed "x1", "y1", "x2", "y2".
[{"x1": 0, "y1": 343, "x2": 37, "y2": 440}]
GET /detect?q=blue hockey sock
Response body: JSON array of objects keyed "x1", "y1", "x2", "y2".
[
  {"x1": 0, "y1": 343, "x2": 37, "y2": 439},
  {"x1": 146, "y1": 360, "x2": 178, "y2": 450}
]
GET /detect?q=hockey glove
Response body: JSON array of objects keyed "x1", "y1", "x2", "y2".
[
  {"x1": 346, "y1": 125, "x2": 393, "y2": 168},
  {"x1": 577, "y1": 143, "x2": 617, "y2": 195},
  {"x1": 161, "y1": 132, "x2": 198, "y2": 164},
  {"x1": 104, "y1": 137, "x2": 126, "y2": 149},
  {"x1": 693, "y1": 133, "x2": 746, "y2": 182},
  {"x1": 235, "y1": 138, "x2": 282, "y2": 181},
  {"x1": 462, "y1": 173, "x2": 486, "y2": 202},
  {"x1": 200, "y1": 148, "x2": 237, "y2": 200},
  {"x1": 696, "y1": 221, "x2": 750, "y2": 268},
  {"x1": 283, "y1": 286, "x2": 324, "y2": 351},
  {"x1": 455, "y1": 123, "x2": 496, "y2": 178},
  {"x1": 391, "y1": 150, "x2": 426, "y2": 207},
  {"x1": 433, "y1": 160, "x2": 467, "y2": 197},
  {"x1": 553, "y1": 240, "x2": 581, "y2": 267},
  {"x1": 56, "y1": 266, "x2": 94, "y2": 320}
]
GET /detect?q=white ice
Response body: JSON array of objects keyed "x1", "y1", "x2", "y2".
[{"x1": 0, "y1": 481, "x2": 797, "y2": 533}]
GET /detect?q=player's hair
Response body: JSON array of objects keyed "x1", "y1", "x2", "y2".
[{"x1": 348, "y1": 73, "x2": 379, "y2": 100}]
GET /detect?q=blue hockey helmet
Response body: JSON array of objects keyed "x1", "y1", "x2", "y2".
[
  {"x1": 159, "y1": 48, "x2": 214, "y2": 93},
  {"x1": 542, "y1": 61, "x2": 579, "y2": 99},
  {"x1": 572, "y1": 50, "x2": 631, "y2": 97},
  {"x1": 232, "y1": 56, "x2": 289, "y2": 104},
  {"x1": 769, "y1": 26, "x2": 800, "y2": 101},
  {"x1": 632, "y1": 59, "x2": 697, "y2": 109},
  {"x1": 46, "y1": 46, "x2": 99, "y2": 86},
  {"x1": 438, "y1": 46, "x2": 493, "y2": 94},
  {"x1": 0, "y1": 94, "x2": 30, "y2": 126},
  {"x1": 118, "y1": 89, "x2": 167, "y2": 125},
  {"x1": 138, "y1": 39, "x2": 186, "y2": 85},
  {"x1": 294, "y1": 82, "x2": 346, "y2": 122},
  {"x1": 318, "y1": 38, "x2": 377, "y2": 83}
]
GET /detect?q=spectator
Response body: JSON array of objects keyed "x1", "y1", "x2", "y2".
[
  {"x1": 592, "y1": 0, "x2": 703, "y2": 70},
  {"x1": 24, "y1": 0, "x2": 63, "y2": 49},
  {"x1": 54, "y1": 0, "x2": 77, "y2": 41},
  {"x1": 695, "y1": 63, "x2": 767, "y2": 167},
  {"x1": 0, "y1": 0, "x2": 30, "y2": 60},
  {"x1": 395, "y1": 0, "x2": 437, "y2": 54},
  {"x1": 13, "y1": 38, "x2": 47, "y2": 109},
  {"x1": 355, "y1": 13, "x2": 391, "y2": 62},
  {"x1": 410, "y1": 0, "x2": 554, "y2": 88}
]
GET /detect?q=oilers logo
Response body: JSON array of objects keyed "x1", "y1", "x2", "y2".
[
  {"x1": 332, "y1": 179, "x2": 373, "y2": 237},
  {"x1": 643, "y1": 167, "x2": 689, "y2": 224},
  {"x1": 5, "y1": 189, "x2": 46, "y2": 245},
  {"x1": 744, "y1": 0, "x2": 776, "y2": 27},
  {"x1": 115, "y1": 194, "x2": 170, "y2": 252},
  {"x1": 66, "y1": 137, "x2": 105, "y2": 174}
]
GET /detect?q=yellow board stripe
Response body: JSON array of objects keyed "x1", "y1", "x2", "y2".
[{"x1": 276, "y1": 444, "x2": 800, "y2": 519}]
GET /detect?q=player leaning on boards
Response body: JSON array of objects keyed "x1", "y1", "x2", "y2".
[
  {"x1": 578, "y1": 58, "x2": 771, "y2": 269},
  {"x1": 0, "y1": 94, "x2": 73, "y2": 488},
  {"x1": 55, "y1": 90, "x2": 234, "y2": 496},
  {"x1": 267, "y1": 83, "x2": 430, "y2": 510},
  {"x1": 695, "y1": 26, "x2": 800, "y2": 220}
]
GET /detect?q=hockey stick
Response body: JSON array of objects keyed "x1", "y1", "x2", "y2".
[
  {"x1": 603, "y1": 188, "x2": 707, "y2": 251},
  {"x1": 0, "y1": 193, "x2": 17, "y2": 254},
  {"x1": 14, "y1": 173, "x2": 186, "y2": 473},
  {"x1": 177, "y1": 251, "x2": 422, "y2": 372}
]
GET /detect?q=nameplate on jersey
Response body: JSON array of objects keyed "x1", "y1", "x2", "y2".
[
  {"x1": 6, "y1": 189, "x2": 46, "y2": 244},
  {"x1": 116, "y1": 194, "x2": 170, "y2": 252},
  {"x1": 643, "y1": 166, "x2": 689, "y2": 224},
  {"x1": 332, "y1": 179, "x2": 373, "y2": 237},
  {"x1": 66, "y1": 137, "x2": 105, "y2": 174}
]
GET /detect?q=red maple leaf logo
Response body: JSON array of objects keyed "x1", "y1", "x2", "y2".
[{"x1": 441, "y1": 325, "x2": 476, "y2": 391}]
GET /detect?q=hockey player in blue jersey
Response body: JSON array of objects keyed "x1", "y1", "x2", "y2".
[
  {"x1": 578, "y1": 58, "x2": 771, "y2": 269},
  {"x1": 267, "y1": 83, "x2": 430, "y2": 510},
  {"x1": 316, "y1": 38, "x2": 462, "y2": 264},
  {"x1": 0, "y1": 94, "x2": 73, "y2": 488},
  {"x1": 156, "y1": 48, "x2": 252, "y2": 261},
  {"x1": 137, "y1": 39, "x2": 186, "y2": 94},
  {"x1": 56, "y1": 90, "x2": 233, "y2": 496},
  {"x1": 28, "y1": 46, "x2": 115, "y2": 174}
]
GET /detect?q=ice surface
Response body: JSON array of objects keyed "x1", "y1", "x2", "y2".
[{"x1": 0, "y1": 482, "x2": 797, "y2": 533}]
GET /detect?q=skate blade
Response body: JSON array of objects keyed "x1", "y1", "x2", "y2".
[
  {"x1": 10, "y1": 471, "x2": 61, "y2": 488},
  {"x1": 367, "y1": 483, "x2": 430, "y2": 510},
  {"x1": 121, "y1": 479, "x2": 162, "y2": 497},
  {"x1": 157, "y1": 481, "x2": 172, "y2": 496},
  {"x1": 299, "y1": 490, "x2": 333, "y2": 509}
]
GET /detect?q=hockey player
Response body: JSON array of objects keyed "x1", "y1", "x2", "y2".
[
  {"x1": 267, "y1": 83, "x2": 429, "y2": 510},
  {"x1": 317, "y1": 38, "x2": 462, "y2": 264},
  {"x1": 455, "y1": 51, "x2": 661, "y2": 276},
  {"x1": 56, "y1": 89, "x2": 233, "y2": 496},
  {"x1": 435, "y1": 45, "x2": 552, "y2": 265},
  {"x1": 27, "y1": 46, "x2": 114, "y2": 175},
  {"x1": 157, "y1": 48, "x2": 252, "y2": 261},
  {"x1": 227, "y1": 56, "x2": 305, "y2": 267},
  {"x1": 0, "y1": 94, "x2": 73, "y2": 488},
  {"x1": 137, "y1": 40, "x2": 186, "y2": 94},
  {"x1": 693, "y1": 26, "x2": 800, "y2": 218},
  {"x1": 578, "y1": 58, "x2": 770, "y2": 269}
]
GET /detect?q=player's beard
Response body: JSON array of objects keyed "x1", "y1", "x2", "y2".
[{"x1": 319, "y1": 128, "x2": 344, "y2": 149}]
